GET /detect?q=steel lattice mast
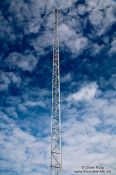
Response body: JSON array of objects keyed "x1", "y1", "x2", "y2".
[{"x1": 50, "y1": 9, "x2": 62, "y2": 175}]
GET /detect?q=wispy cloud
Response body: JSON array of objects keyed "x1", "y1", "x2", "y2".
[
  {"x1": 0, "y1": 72, "x2": 21, "y2": 91},
  {"x1": 61, "y1": 83, "x2": 116, "y2": 174},
  {"x1": 61, "y1": 73, "x2": 72, "y2": 83},
  {"x1": 0, "y1": 84, "x2": 116, "y2": 174},
  {"x1": 68, "y1": 82, "x2": 98, "y2": 101},
  {"x1": 6, "y1": 52, "x2": 38, "y2": 72}
]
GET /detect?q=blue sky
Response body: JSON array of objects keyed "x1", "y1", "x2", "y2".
[{"x1": 0, "y1": 0, "x2": 116, "y2": 175}]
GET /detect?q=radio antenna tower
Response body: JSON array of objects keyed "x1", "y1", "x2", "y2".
[{"x1": 50, "y1": 9, "x2": 62, "y2": 175}]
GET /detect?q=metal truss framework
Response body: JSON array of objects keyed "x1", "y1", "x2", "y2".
[{"x1": 50, "y1": 9, "x2": 62, "y2": 175}]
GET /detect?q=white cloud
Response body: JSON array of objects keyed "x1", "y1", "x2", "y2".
[
  {"x1": 99, "y1": 0, "x2": 114, "y2": 9},
  {"x1": 109, "y1": 38, "x2": 116, "y2": 56},
  {"x1": 61, "y1": 87, "x2": 116, "y2": 174},
  {"x1": 8, "y1": 0, "x2": 45, "y2": 35},
  {"x1": 19, "y1": 87, "x2": 50, "y2": 110},
  {"x1": 75, "y1": 36, "x2": 88, "y2": 53},
  {"x1": 24, "y1": 100, "x2": 45, "y2": 108},
  {"x1": 0, "y1": 120, "x2": 50, "y2": 175},
  {"x1": 78, "y1": 4, "x2": 86, "y2": 16},
  {"x1": 61, "y1": 117, "x2": 116, "y2": 174},
  {"x1": 68, "y1": 82, "x2": 98, "y2": 102},
  {"x1": 46, "y1": 0, "x2": 74, "y2": 10},
  {"x1": 61, "y1": 73, "x2": 72, "y2": 83},
  {"x1": 5, "y1": 107, "x2": 18, "y2": 119},
  {"x1": 1, "y1": 87, "x2": 116, "y2": 175},
  {"x1": 0, "y1": 72, "x2": 21, "y2": 91},
  {"x1": 59, "y1": 23, "x2": 76, "y2": 41},
  {"x1": 59, "y1": 23, "x2": 89, "y2": 55},
  {"x1": 6, "y1": 52, "x2": 38, "y2": 72},
  {"x1": 0, "y1": 10, "x2": 16, "y2": 42},
  {"x1": 1, "y1": 0, "x2": 115, "y2": 60},
  {"x1": 0, "y1": 111, "x2": 14, "y2": 125},
  {"x1": 87, "y1": 0, "x2": 116, "y2": 36},
  {"x1": 30, "y1": 31, "x2": 52, "y2": 54}
]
